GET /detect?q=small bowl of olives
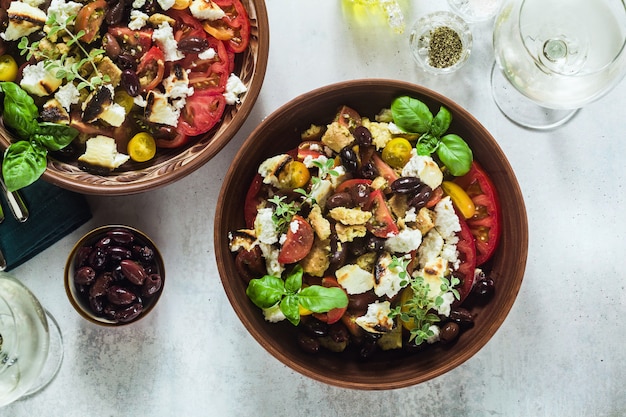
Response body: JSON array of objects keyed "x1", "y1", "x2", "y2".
[{"x1": 64, "y1": 225, "x2": 165, "y2": 326}]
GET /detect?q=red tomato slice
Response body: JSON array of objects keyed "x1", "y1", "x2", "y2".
[
  {"x1": 454, "y1": 161, "x2": 501, "y2": 265},
  {"x1": 107, "y1": 27, "x2": 153, "y2": 60},
  {"x1": 312, "y1": 277, "x2": 348, "y2": 324},
  {"x1": 243, "y1": 173, "x2": 264, "y2": 229},
  {"x1": 366, "y1": 189, "x2": 399, "y2": 238},
  {"x1": 370, "y1": 152, "x2": 399, "y2": 185},
  {"x1": 206, "y1": 0, "x2": 251, "y2": 53},
  {"x1": 334, "y1": 105, "x2": 362, "y2": 130},
  {"x1": 182, "y1": 37, "x2": 232, "y2": 94},
  {"x1": 455, "y1": 215, "x2": 477, "y2": 303},
  {"x1": 136, "y1": 46, "x2": 165, "y2": 92},
  {"x1": 178, "y1": 92, "x2": 227, "y2": 136},
  {"x1": 334, "y1": 178, "x2": 372, "y2": 194},
  {"x1": 425, "y1": 186, "x2": 444, "y2": 208},
  {"x1": 154, "y1": 128, "x2": 189, "y2": 149},
  {"x1": 277, "y1": 215, "x2": 314, "y2": 264},
  {"x1": 75, "y1": 0, "x2": 107, "y2": 44}
]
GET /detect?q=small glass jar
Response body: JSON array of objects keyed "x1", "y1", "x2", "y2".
[
  {"x1": 409, "y1": 11, "x2": 473, "y2": 74},
  {"x1": 447, "y1": 0, "x2": 502, "y2": 23}
]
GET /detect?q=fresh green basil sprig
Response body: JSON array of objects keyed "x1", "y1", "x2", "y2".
[
  {"x1": 391, "y1": 96, "x2": 473, "y2": 176},
  {"x1": 0, "y1": 82, "x2": 79, "y2": 192},
  {"x1": 246, "y1": 265, "x2": 348, "y2": 326}
]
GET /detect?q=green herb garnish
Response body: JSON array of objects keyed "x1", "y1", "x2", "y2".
[
  {"x1": 388, "y1": 255, "x2": 461, "y2": 345},
  {"x1": 390, "y1": 96, "x2": 473, "y2": 176},
  {"x1": 0, "y1": 82, "x2": 78, "y2": 191},
  {"x1": 246, "y1": 265, "x2": 348, "y2": 326},
  {"x1": 268, "y1": 195, "x2": 300, "y2": 234}
]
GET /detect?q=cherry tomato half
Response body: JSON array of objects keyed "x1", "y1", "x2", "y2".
[
  {"x1": 366, "y1": 189, "x2": 399, "y2": 238},
  {"x1": 278, "y1": 161, "x2": 311, "y2": 190},
  {"x1": 454, "y1": 161, "x2": 501, "y2": 265},
  {"x1": 382, "y1": 137, "x2": 412, "y2": 169},
  {"x1": 243, "y1": 173, "x2": 264, "y2": 229},
  {"x1": 277, "y1": 215, "x2": 314, "y2": 264},
  {"x1": 312, "y1": 277, "x2": 348, "y2": 324},
  {"x1": 137, "y1": 46, "x2": 165, "y2": 92},
  {"x1": 454, "y1": 215, "x2": 478, "y2": 303},
  {"x1": 75, "y1": 0, "x2": 108, "y2": 44},
  {"x1": 0, "y1": 54, "x2": 18, "y2": 82},
  {"x1": 127, "y1": 132, "x2": 156, "y2": 162},
  {"x1": 177, "y1": 92, "x2": 226, "y2": 137}
]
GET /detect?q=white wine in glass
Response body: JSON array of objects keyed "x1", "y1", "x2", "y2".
[
  {"x1": 0, "y1": 272, "x2": 63, "y2": 407},
  {"x1": 491, "y1": 0, "x2": 626, "y2": 129}
]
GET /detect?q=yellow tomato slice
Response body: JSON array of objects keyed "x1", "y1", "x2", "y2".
[
  {"x1": 278, "y1": 161, "x2": 311, "y2": 190},
  {"x1": 127, "y1": 132, "x2": 157, "y2": 162},
  {"x1": 441, "y1": 180, "x2": 476, "y2": 219},
  {"x1": 0, "y1": 55, "x2": 18, "y2": 82},
  {"x1": 382, "y1": 138, "x2": 412, "y2": 169}
]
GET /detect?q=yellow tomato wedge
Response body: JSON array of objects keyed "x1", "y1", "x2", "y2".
[
  {"x1": 441, "y1": 180, "x2": 475, "y2": 219},
  {"x1": 0, "y1": 55, "x2": 18, "y2": 82},
  {"x1": 127, "y1": 132, "x2": 157, "y2": 162}
]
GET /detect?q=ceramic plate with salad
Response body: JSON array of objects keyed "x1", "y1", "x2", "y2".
[
  {"x1": 0, "y1": 0, "x2": 268, "y2": 194},
  {"x1": 215, "y1": 80, "x2": 528, "y2": 389}
]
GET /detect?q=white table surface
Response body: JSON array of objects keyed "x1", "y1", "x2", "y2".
[{"x1": 5, "y1": 1, "x2": 626, "y2": 416}]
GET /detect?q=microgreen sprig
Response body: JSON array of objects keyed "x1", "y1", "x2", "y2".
[{"x1": 18, "y1": 13, "x2": 110, "y2": 91}]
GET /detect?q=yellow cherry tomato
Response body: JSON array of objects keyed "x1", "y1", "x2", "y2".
[
  {"x1": 127, "y1": 132, "x2": 157, "y2": 162},
  {"x1": 299, "y1": 304, "x2": 313, "y2": 316},
  {"x1": 0, "y1": 55, "x2": 19, "y2": 82},
  {"x1": 171, "y1": 0, "x2": 191, "y2": 9},
  {"x1": 114, "y1": 90, "x2": 135, "y2": 114},
  {"x1": 382, "y1": 138, "x2": 412, "y2": 169},
  {"x1": 441, "y1": 180, "x2": 476, "y2": 219},
  {"x1": 278, "y1": 161, "x2": 311, "y2": 190}
]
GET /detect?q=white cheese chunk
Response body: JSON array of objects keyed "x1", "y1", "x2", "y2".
[
  {"x1": 254, "y1": 208, "x2": 278, "y2": 245},
  {"x1": 259, "y1": 242, "x2": 284, "y2": 277},
  {"x1": 401, "y1": 151, "x2": 443, "y2": 190},
  {"x1": 434, "y1": 196, "x2": 461, "y2": 239},
  {"x1": 20, "y1": 61, "x2": 63, "y2": 96},
  {"x1": 335, "y1": 264, "x2": 375, "y2": 295},
  {"x1": 152, "y1": 21, "x2": 184, "y2": 61},
  {"x1": 262, "y1": 303, "x2": 286, "y2": 323},
  {"x1": 223, "y1": 74, "x2": 247, "y2": 105},
  {"x1": 128, "y1": 10, "x2": 149, "y2": 30},
  {"x1": 145, "y1": 91, "x2": 180, "y2": 126},
  {"x1": 355, "y1": 301, "x2": 395, "y2": 334},
  {"x1": 99, "y1": 102, "x2": 126, "y2": 127},
  {"x1": 189, "y1": 0, "x2": 226, "y2": 20},
  {"x1": 1, "y1": 1, "x2": 47, "y2": 41},
  {"x1": 156, "y1": 0, "x2": 175, "y2": 10},
  {"x1": 78, "y1": 135, "x2": 130, "y2": 170},
  {"x1": 384, "y1": 227, "x2": 422, "y2": 254},
  {"x1": 374, "y1": 252, "x2": 407, "y2": 299},
  {"x1": 47, "y1": 0, "x2": 83, "y2": 26},
  {"x1": 54, "y1": 82, "x2": 80, "y2": 112}
]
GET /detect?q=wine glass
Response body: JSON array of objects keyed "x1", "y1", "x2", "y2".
[
  {"x1": 491, "y1": 0, "x2": 626, "y2": 129},
  {"x1": 0, "y1": 272, "x2": 63, "y2": 407}
]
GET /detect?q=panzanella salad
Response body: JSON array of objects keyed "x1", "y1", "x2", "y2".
[
  {"x1": 0, "y1": 0, "x2": 251, "y2": 191},
  {"x1": 229, "y1": 96, "x2": 502, "y2": 358}
]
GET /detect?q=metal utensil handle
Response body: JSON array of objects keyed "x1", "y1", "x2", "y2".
[{"x1": 0, "y1": 181, "x2": 28, "y2": 223}]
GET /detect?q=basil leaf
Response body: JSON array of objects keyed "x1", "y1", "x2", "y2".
[
  {"x1": 391, "y1": 96, "x2": 433, "y2": 134},
  {"x1": 430, "y1": 107, "x2": 451, "y2": 137},
  {"x1": 416, "y1": 133, "x2": 439, "y2": 156},
  {"x1": 436, "y1": 134, "x2": 473, "y2": 176},
  {"x1": 0, "y1": 82, "x2": 39, "y2": 139},
  {"x1": 280, "y1": 295, "x2": 300, "y2": 326},
  {"x1": 35, "y1": 122, "x2": 79, "y2": 151},
  {"x1": 2, "y1": 141, "x2": 48, "y2": 192},
  {"x1": 245, "y1": 275, "x2": 285, "y2": 309},
  {"x1": 299, "y1": 286, "x2": 348, "y2": 313},
  {"x1": 284, "y1": 265, "x2": 303, "y2": 294}
]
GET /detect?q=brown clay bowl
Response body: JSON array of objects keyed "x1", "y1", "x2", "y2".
[
  {"x1": 214, "y1": 79, "x2": 528, "y2": 389},
  {"x1": 0, "y1": 0, "x2": 269, "y2": 195}
]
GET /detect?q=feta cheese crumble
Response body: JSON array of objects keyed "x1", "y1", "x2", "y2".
[{"x1": 223, "y1": 74, "x2": 248, "y2": 105}]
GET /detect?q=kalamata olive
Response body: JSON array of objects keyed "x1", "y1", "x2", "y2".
[
  {"x1": 114, "y1": 303, "x2": 143, "y2": 323},
  {"x1": 329, "y1": 235, "x2": 348, "y2": 269},
  {"x1": 107, "y1": 228, "x2": 135, "y2": 245},
  {"x1": 328, "y1": 323, "x2": 349, "y2": 343},
  {"x1": 439, "y1": 322, "x2": 460, "y2": 343},
  {"x1": 325, "y1": 192, "x2": 354, "y2": 210},
  {"x1": 302, "y1": 318, "x2": 329, "y2": 338},
  {"x1": 105, "y1": 0, "x2": 125, "y2": 25},
  {"x1": 89, "y1": 273, "x2": 114, "y2": 299},
  {"x1": 88, "y1": 247, "x2": 107, "y2": 270},
  {"x1": 359, "y1": 339, "x2": 378, "y2": 360},
  {"x1": 408, "y1": 186, "x2": 433, "y2": 210},
  {"x1": 121, "y1": 69, "x2": 140, "y2": 97},
  {"x1": 359, "y1": 160, "x2": 378, "y2": 180},
  {"x1": 353, "y1": 125, "x2": 373, "y2": 146},
  {"x1": 132, "y1": 245, "x2": 155, "y2": 263},
  {"x1": 348, "y1": 182, "x2": 370, "y2": 207},
  {"x1": 366, "y1": 236, "x2": 386, "y2": 252},
  {"x1": 297, "y1": 332, "x2": 320, "y2": 354},
  {"x1": 139, "y1": 0, "x2": 158, "y2": 14},
  {"x1": 339, "y1": 146, "x2": 358, "y2": 173},
  {"x1": 391, "y1": 177, "x2": 423, "y2": 194},
  {"x1": 142, "y1": 274, "x2": 162, "y2": 297},
  {"x1": 103, "y1": 33, "x2": 121, "y2": 58},
  {"x1": 177, "y1": 36, "x2": 209, "y2": 53},
  {"x1": 235, "y1": 247, "x2": 266, "y2": 283},
  {"x1": 120, "y1": 259, "x2": 147, "y2": 285},
  {"x1": 116, "y1": 54, "x2": 137, "y2": 71},
  {"x1": 348, "y1": 291, "x2": 378, "y2": 314},
  {"x1": 449, "y1": 308, "x2": 474, "y2": 327},
  {"x1": 75, "y1": 266, "x2": 96, "y2": 285},
  {"x1": 89, "y1": 296, "x2": 104, "y2": 315},
  {"x1": 472, "y1": 277, "x2": 495, "y2": 302},
  {"x1": 74, "y1": 246, "x2": 93, "y2": 268},
  {"x1": 107, "y1": 246, "x2": 132, "y2": 262},
  {"x1": 95, "y1": 236, "x2": 112, "y2": 249},
  {"x1": 106, "y1": 285, "x2": 137, "y2": 305}
]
